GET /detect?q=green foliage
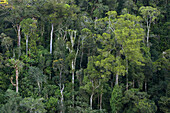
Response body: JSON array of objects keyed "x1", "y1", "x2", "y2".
[
  {"x1": 0, "y1": 0, "x2": 169, "y2": 112},
  {"x1": 28, "y1": 66, "x2": 47, "y2": 91},
  {"x1": 45, "y1": 96, "x2": 58, "y2": 113},
  {"x1": 20, "y1": 97, "x2": 46, "y2": 113},
  {"x1": 110, "y1": 85, "x2": 123, "y2": 113},
  {"x1": 139, "y1": 6, "x2": 160, "y2": 22},
  {"x1": 158, "y1": 96, "x2": 170, "y2": 113},
  {"x1": 122, "y1": 89, "x2": 157, "y2": 113},
  {"x1": 1, "y1": 89, "x2": 22, "y2": 113}
]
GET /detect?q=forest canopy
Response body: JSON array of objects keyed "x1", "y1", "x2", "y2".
[{"x1": 0, "y1": 0, "x2": 169, "y2": 113}]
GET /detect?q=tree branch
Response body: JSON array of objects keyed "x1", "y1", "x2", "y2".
[{"x1": 10, "y1": 77, "x2": 16, "y2": 86}]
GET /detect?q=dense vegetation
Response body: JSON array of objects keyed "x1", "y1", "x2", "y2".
[{"x1": 0, "y1": 0, "x2": 169, "y2": 112}]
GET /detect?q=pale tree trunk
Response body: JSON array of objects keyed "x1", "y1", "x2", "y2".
[
  {"x1": 90, "y1": 92, "x2": 94, "y2": 110},
  {"x1": 68, "y1": 30, "x2": 79, "y2": 107},
  {"x1": 71, "y1": 59, "x2": 75, "y2": 107},
  {"x1": 100, "y1": 93, "x2": 103, "y2": 110},
  {"x1": 10, "y1": 66, "x2": 19, "y2": 93},
  {"x1": 115, "y1": 73, "x2": 119, "y2": 85},
  {"x1": 50, "y1": 23, "x2": 54, "y2": 54},
  {"x1": 133, "y1": 79, "x2": 135, "y2": 88},
  {"x1": 26, "y1": 35, "x2": 28, "y2": 55},
  {"x1": 90, "y1": 81, "x2": 100, "y2": 110},
  {"x1": 59, "y1": 69, "x2": 64, "y2": 113},
  {"x1": 72, "y1": 60, "x2": 75, "y2": 87},
  {"x1": 60, "y1": 84, "x2": 64, "y2": 113},
  {"x1": 37, "y1": 81, "x2": 41, "y2": 92},
  {"x1": 16, "y1": 67, "x2": 19, "y2": 93},
  {"x1": 17, "y1": 25, "x2": 21, "y2": 47},
  {"x1": 146, "y1": 17, "x2": 151, "y2": 47},
  {"x1": 146, "y1": 25, "x2": 150, "y2": 47}
]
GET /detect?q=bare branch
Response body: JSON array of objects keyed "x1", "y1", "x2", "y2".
[{"x1": 10, "y1": 77, "x2": 16, "y2": 86}]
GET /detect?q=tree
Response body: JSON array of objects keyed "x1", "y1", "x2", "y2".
[
  {"x1": 53, "y1": 38, "x2": 68, "y2": 113},
  {"x1": 42, "y1": 0, "x2": 71, "y2": 54},
  {"x1": 0, "y1": 33, "x2": 13, "y2": 52},
  {"x1": 66, "y1": 29, "x2": 80, "y2": 105},
  {"x1": 20, "y1": 97, "x2": 46, "y2": 113},
  {"x1": 97, "y1": 11, "x2": 145, "y2": 89},
  {"x1": 139, "y1": 6, "x2": 160, "y2": 47},
  {"x1": 9, "y1": 59, "x2": 24, "y2": 93},
  {"x1": 20, "y1": 18, "x2": 37, "y2": 55},
  {"x1": 110, "y1": 85, "x2": 123, "y2": 113},
  {"x1": 81, "y1": 56, "x2": 100, "y2": 109},
  {"x1": 28, "y1": 66, "x2": 47, "y2": 92},
  {"x1": 0, "y1": 89, "x2": 22, "y2": 113},
  {"x1": 122, "y1": 88, "x2": 157, "y2": 113}
]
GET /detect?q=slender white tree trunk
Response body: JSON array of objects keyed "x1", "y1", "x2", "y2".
[
  {"x1": 60, "y1": 84, "x2": 64, "y2": 113},
  {"x1": 50, "y1": 23, "x2": 54, "y2": 54},
  {"x1": 17, "y1": 25, "x2": 21, "y2": 47},
  {"x1": 26, "y1": 35, "x2": 28, "y2": 55},
  {"x1": 115, "y1": 73, "x2": 119, "y2": 85},
  {"x1": 37, "y1": 81, "x2": 41, "y2": 92},
  {"x1": 90, "y1": 92, "x2": 94, "y2": 109},
  {"x1": 72, "y1": 60, "x2": 75, "y2": 86},
  {"x1": 100, "y1": 93, "x2": 103, "y2": 110},
  {"x1": 147, "y1": 26, "x2": 150, "y2": 46},
  {"x1": 72, "y1": 60, "x2": 75, "y2": 107},
  {"x1": 16, "y1": 67, "x2": 19, "y2": 93}
]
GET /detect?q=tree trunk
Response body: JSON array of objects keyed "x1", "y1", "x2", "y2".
[
  {"x1": 37, "y1": 81, "x2": 41, "y2": 92},
  {"x1": 16, "y1": 67, "x2": 19, "y2": 93},
  {"x1": 50, "y1": 23, "x2": 54, "y2": 54},
  {"x1": 60, "y1": 84, "x2": 64, "y2": 113},
  {"x1": 26, "y1": 35, "x2": 28, "y2": 55},
  {"x1": 90, "y1": 92, "x2": 94, "y2": 109},
  {"x1": 17, "y1": 25, "x2": 21, "y2": 47},
  {"x1": 100, "y1": 93, "x2": 103, "y2": 110},
  {"x1": 147, "y1": 26, "x2": 150, "y2": 47},
  {"x1": 145, "y1": 79, "x2": 147, "y2": 92},
  {"x1": 133, "y1": 79, "x2": 135, "y2": 88},
  {"x1": 115, "y1": 73, "x2": 119, "y2": 85},
  {"x1": 72, "y1": 60, "x2": 75, "y2": 107}
]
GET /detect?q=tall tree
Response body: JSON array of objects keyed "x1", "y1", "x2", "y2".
[
  {"x1": 9, "y1": 59, "x2": 24, "y2": 93},
  {"x1": 139, "y1": 6, "x2": 160, "y2": 47}
]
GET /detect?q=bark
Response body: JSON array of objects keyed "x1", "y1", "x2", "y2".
[
  {"x1": 146, "y1": 26, "x2": 150, "y2": 47},
  {"x1": 60, "y1": 84, "x2": 64, "y2": 113},
  {"x1": 16, "y1": 67, "x2": 19, "y2": 93},
  {"x1": 59, "y1": 69, "x2": 64, "y2": 113},
  {"x1": 26, "y1": 35, "x2": 28, "y2": 55},
  {"x1": 37, "y1": 81, "x2": 41, "y2": 92},
  {"x1": 100, "y1": 93, "x2": 103, "y2": 110},
  {"x1": 115, "y1": 73, "x2": 119, "y2": 85},
  {"x1": 133, "y1": 79, "x2": 135, "y2": 88},
  {"x1": 146, "y1": 17, "x2": 151, "y2": 47},
  {"x1": 17, "y1": 25, "x2": 21, "y2": 47},
  {"x1": 50, "y1": 23, "x2": 54, "y2": 54},
  {"x1": 10, "y1": 77, "x2": 16, "y2": 86},
  {"x1": 90, "y1": 92, "x2": 94, "y2": 109},
  {"x1": 72, "y1": 60, "x2": 75, "y2": 107}
]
